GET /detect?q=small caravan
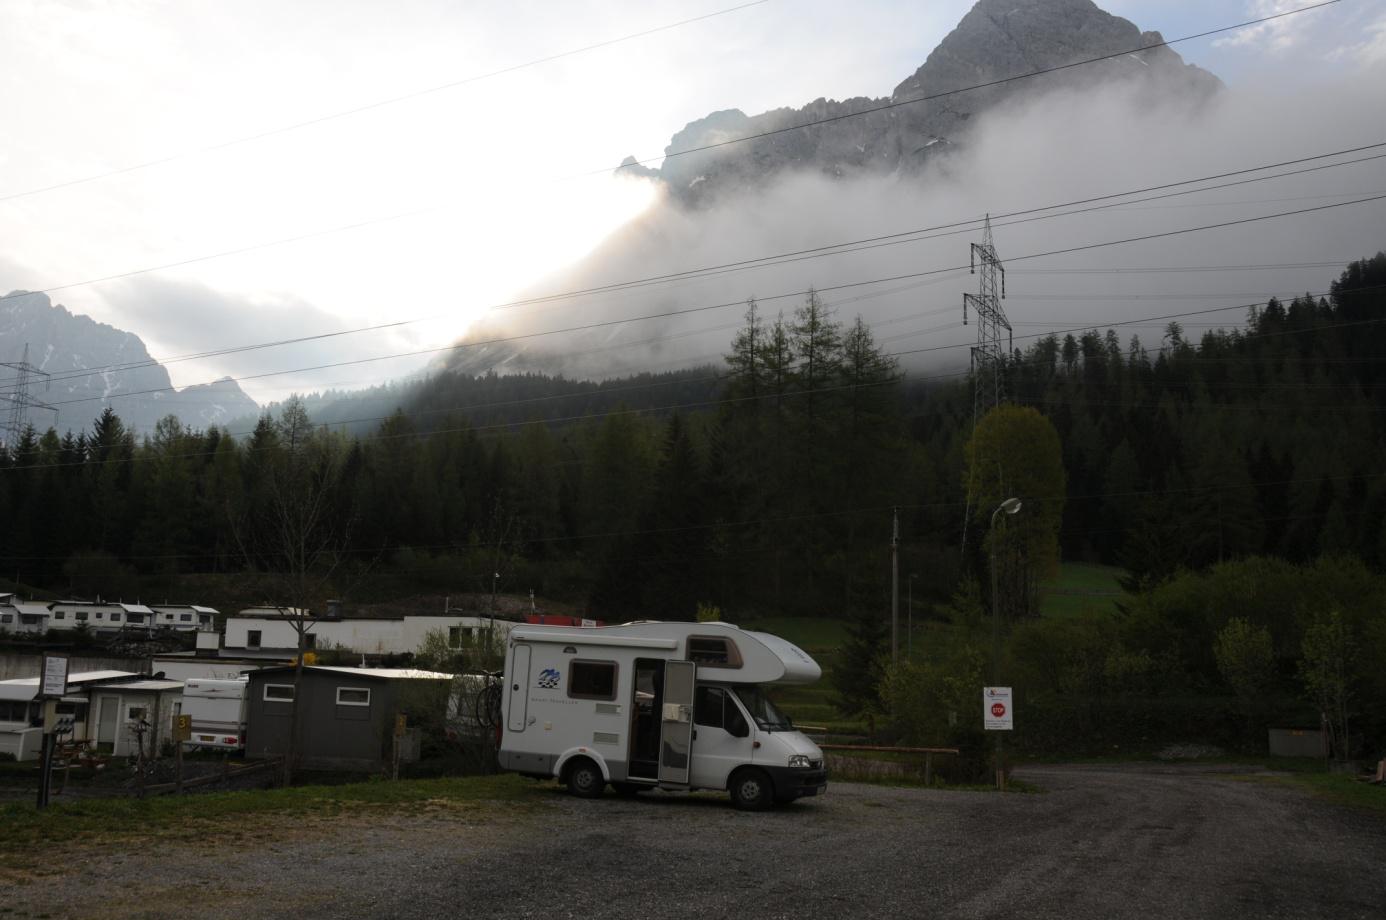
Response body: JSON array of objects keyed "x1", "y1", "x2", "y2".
[
  {"x1": 498, "y1": 621, "x2": 827, "y2": 810},
  {"x1": 180, "y1": 677, "x2": 248, "y2": 750}
]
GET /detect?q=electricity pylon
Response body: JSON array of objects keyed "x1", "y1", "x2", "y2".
[
  {"x1": 0, "y1": 344, "x2": 57, "y2": 449},
  {"x1": 961, "y1": 215, "x2": 1011, "y2": 551}
]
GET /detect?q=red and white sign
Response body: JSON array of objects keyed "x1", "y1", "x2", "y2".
[{"x1": 983, "y1": 686, "x2": 1013, "y2": 731}]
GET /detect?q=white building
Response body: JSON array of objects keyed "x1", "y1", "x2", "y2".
[
  {"x1": 149, "y1": 604, "x2": 217, "y2": 631},
  {"x1": 0, "y1": 670, "x2": 139, "y2": 761},
  {"x1": 26, "y1": 600, "x2": 218, "y2": 633},
  {"x1": 223, "y1": 608, "x2": 515, "y2": 656},
  {"x1": 47, "y1": 600, "x2": 157, "y2": 631},
  {"x1": 0, "y1": 601, "x2": 53, "y2": 635}
]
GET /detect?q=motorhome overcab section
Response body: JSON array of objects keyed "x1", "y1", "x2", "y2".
[{"x1": 498, "y1": 621, "x2": 827, "y2": 810}]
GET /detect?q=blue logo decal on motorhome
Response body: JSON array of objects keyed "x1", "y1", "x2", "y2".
[{"x1": 536, "y1": 668, "x2": 561, "y2": 689}]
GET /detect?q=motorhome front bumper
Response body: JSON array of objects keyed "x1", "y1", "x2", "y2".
[{"x1": 764, "y1": 765, "x2": 828, "y2": 798}]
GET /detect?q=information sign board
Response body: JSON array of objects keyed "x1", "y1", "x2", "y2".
[
  {"x1": 40, "y1": 653, "x2": 69, "y2": 699},
  {"x1": 983, "y1": 686, "x2": 1013, "y2": 731}
]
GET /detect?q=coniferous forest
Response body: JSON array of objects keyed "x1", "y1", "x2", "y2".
[{"x1": 3, "y1": 254, "x2": 1384, "y2": 759}]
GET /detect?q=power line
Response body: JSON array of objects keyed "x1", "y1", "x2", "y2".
[
  {"x1": 0, "y1": 0, "x2": 774, "y2": 205},
  {"x1": 21, "y1": 191, "x2": 1383, "y2": 410},
  {"x1": 3, "y1": 141, "x2": 1380, "y2": 393},
  {"x1": 5, "y1": 284, "x2": 1383, "y2": 474}
]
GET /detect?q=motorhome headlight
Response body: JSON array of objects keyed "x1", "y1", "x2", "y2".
[{"x1": 787, "y1": 754, "x2": 812, "y2": 769}]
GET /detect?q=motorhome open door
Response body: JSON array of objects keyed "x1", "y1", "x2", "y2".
[
  {"x1": 507, "y1": 644, "x2": 532, "y2": 732},
  {"x1": 658, "y1": 659, "x2": 695, "y2": 785}
]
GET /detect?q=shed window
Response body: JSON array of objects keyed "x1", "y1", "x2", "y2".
[
  {"x1": 127, "y1": 706, "x2": 148, "y2": 721},
  {"x1": 264, "y1": 684, "x2": 294, "y2": 702},
  {"x1": 568, "y1": 660, "x2": 617, "y2": 701},
  {"x1": 336, "y1": 687, "x2": 370, "y2": 707},
  {"x1": 687, "y1": 636, "x2": 743, "y2": 668},
  {"x1": 247, "y1": 630, "x2": 262, "y2": 648}
]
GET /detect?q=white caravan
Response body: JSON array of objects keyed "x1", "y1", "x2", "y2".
[
  {"x1": 180, "y1": 677, "x2": 248, "y2": 750},
  {"x1": 498, "y1": 621, "x2": 827, "y2": 810}
]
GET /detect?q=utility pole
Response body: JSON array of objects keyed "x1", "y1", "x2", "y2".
[
  {"x1": 1, "y1": 344, "x2": 57, "y2": 449},
  {"x1": 961, "y1": 216, "x2": 1011, "y2": 553},
  {"x1": 891, "y1": 507, "x2": 899, "y2": 665}
]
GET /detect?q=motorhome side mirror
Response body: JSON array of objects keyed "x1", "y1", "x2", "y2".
[{"x1": 729, "y1": 720, "x2": 748, "y2": 739}]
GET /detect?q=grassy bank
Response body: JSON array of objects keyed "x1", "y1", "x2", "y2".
[
  {"x1": 0, "y1": 773, "x2": 540, "y2": 857},
  {"x1": 1277, "y1": 772, "x2": 1386, "y2": 815}
]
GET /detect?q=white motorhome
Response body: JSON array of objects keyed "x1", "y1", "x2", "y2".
[
  {"x1": 498, "y1": 621, "x2": 827, "y2": 810},
  {"x1": 180, "y1": 677, "x2": 248, "y2": 750}
]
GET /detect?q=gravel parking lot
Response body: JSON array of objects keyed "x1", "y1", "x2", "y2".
[{"x1": 5, "y1": 764, "x2": 1384, "y2": 919}]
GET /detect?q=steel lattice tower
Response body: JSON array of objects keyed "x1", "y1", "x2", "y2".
[
  {"x1": 1, "y1": 343, "x2": 56, "y2": 449},
  {"x1": 964, "y1": 214, "x2": 1011, "y2": 421},
  {"x1": 961, "y1": 215, "x2": 1010, "y2": 551}
]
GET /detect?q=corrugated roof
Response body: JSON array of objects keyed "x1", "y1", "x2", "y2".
[
  {"x1": 251, "y1": 666, "x2": 454, "y2": 681},
  {"x1": 0, "y1": 670, "x2": 140, "y2": 700},
  {"x1": 88, "y1": 679, "x2": 183, "y2": 691}
]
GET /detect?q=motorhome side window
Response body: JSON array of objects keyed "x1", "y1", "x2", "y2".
[
  {"x1": 694, "y1": 686, "x2": 726, "y2": 728},
  {"x1": 687, "y1": 636, "x2": 742, "y2": 668},
  {"x1": 695, "y1": 686, "x2": 749, "y2": 736},
  {"x1": 568, "y1": 660, "x2": 617, "y2": 700}
]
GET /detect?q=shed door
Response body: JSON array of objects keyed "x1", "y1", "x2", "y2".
[
  {"x1": 506, "y1": 644, "x2": 532, "y2": 732},
  {"x1": 658, "y1": 660, "x2": 696, "y2": 785},
  {"x1": 96, "y1": 695, "x2": 119, "y2": 747}
]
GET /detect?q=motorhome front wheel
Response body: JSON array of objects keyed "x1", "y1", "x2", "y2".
[{"x1": 729, "y1": 768, "x2": 773, "y2": 811}]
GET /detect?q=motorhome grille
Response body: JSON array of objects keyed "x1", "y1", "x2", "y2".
[
  {"x1": 594, "y1": 703, "x2": 621, "y2": 715},
  {"x1": 593, "y1": 732, "x2": 620, "y2": 746}
]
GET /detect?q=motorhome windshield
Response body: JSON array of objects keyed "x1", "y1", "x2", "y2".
[{"x1": 732, "y1": 686, "x2": 793, "y2": 732}]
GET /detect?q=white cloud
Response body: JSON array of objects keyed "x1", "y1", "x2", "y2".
[{"x1": 1214, "y1": 0, "x2": 1315, "y2": 52}]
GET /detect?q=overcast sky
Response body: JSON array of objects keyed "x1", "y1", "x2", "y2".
[{"x1": 1, "y1": 0, "x2": 1383, "y2": 404}]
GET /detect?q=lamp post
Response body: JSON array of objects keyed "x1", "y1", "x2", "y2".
[{"x1": 989, "y1": 497, "x2": 1022, "y2": 790}]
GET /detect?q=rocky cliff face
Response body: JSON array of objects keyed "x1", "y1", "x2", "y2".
[
  {"x1": 1, "y1": 290, "x2": 259, "y2": 436},
  {"x1": 636, "y1": 0, "x2": 1221, "y2": 207}
]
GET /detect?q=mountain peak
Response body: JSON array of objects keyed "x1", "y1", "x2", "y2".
[
  {"x1": 0, "y1": 292, "x2": 258, "y2": 436},
  {"x1": 639, "y1": 0, "x2": 1220, "y2": 207}
]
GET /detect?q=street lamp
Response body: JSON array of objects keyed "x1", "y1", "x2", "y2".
[{"x1": 989, "y1": 497, "x2": 1022, "y2": 791}]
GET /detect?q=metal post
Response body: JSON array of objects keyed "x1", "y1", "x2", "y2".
[
  {"x1": 989, "y1": 498, "x2": 1021, "y2": 792},
  {"x1": 891, "y1": 507, "x2": 899, "y2": 665},
  {"x1": 907, "y1": 574, "x2": 916, "y2": 659},
  {"x1": 991, "y1": 529, "x2": 1002, "y2": 790}
]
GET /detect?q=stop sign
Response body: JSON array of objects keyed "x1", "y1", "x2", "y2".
[{"x1": 991, "y1": 702, "x2": 1006, "y2": 718}]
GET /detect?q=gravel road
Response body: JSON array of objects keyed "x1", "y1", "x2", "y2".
[{"x1": 5, "y1": 764, "x2": 1383, "y2": 919}]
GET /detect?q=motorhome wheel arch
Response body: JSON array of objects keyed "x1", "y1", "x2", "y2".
[{"x1": 498, "y1": 621, "x2": 827, "y2": 810}]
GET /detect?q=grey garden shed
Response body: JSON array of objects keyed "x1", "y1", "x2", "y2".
[{"x1": 244, "y1": 666, "x2": 453, "y2": 772}]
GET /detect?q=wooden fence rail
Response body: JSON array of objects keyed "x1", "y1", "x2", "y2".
[{"x1": 818, "y1": 744, "x2": 960, "y2": 785}]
